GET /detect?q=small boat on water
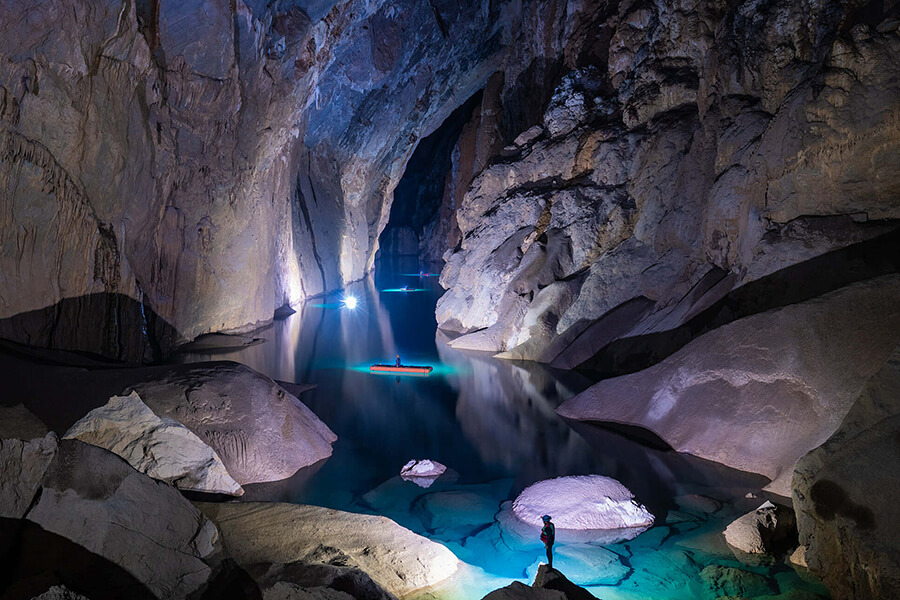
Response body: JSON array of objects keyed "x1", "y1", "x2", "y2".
[{"x1": 370, "y1": 364, "x2": 433, "y2": 375}]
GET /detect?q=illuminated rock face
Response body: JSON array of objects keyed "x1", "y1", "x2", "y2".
[
  {"x1": 0, "y1": 0, "x2": 522, "y2": 359},
  {"x1": 793, "y1": 345, "x2": 900, "y2": 600},
  {"x1": 557, "y1": 275, "x2": 900, "y2": 496},
  {"x1": 130, "y1": 363, "x2": 337, "y2": 485},
  {"x1": 63, "y1": 391, "x2": 244, "y2": 496},
  {"x1": 437, "y1": 0, "x2": 900, "y2": 363}
]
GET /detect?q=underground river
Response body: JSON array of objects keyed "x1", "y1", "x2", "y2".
[{"x1": 176, "y1": 257, "x2": 830, "y2": 600}]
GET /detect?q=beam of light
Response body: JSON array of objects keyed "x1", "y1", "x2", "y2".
[{"x1": 343, "y1": 295, "x2": 358, "y2": 310}]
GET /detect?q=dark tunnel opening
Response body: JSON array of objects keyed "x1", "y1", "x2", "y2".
[{"x1": 377, "y1": 92, "x2": 483, "y2": 266}]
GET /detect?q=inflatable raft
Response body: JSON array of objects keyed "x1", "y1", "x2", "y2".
[{"x1": 370, "y1": 364, "x2": 433, "y2": 375}]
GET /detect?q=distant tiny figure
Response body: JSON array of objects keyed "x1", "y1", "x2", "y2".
[
  {"x1": 395, "y1": 354, "x2": 402, "y2": 367},
  {"x1": 540, "y1": 515, "x2": 555, "y2": 568}
]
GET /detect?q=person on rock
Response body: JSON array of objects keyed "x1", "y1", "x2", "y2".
[
  {"x1": 395, "y1": 354, "x2": 402, "y2": 367},
  {"x1": 540, "y1": 514, "x2": 555, "y2": 568}
]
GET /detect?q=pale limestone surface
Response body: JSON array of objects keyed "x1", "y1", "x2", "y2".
[
  {"x1": 64, "y1": 391, "x2": 243, "y2": 496},
  {"x1": 558, "y1": 276, "x2": 900, "y2": 496},
  {"x1": 197, "y1": 502, "x2": 460, "y2": 598}
]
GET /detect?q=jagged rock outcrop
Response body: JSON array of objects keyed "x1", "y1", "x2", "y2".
[
  {"x1": 0, "y1": 0, "x2": 539, "y2": 360},
  {"x1": 557, "y1": 275, "x2": 900, "y2": 496},
  {"x1": 724, "y1": 500, "x2": 798, "y2": 562},
  {"x1": 793, "y1": 345, "x2": 900, "y2": 599},
  {"x1": 63, "y1": 391, "x2": 243, "y2": 496},
  {"x1": 0, "y1": 432, "x2": 57, "y2": 518},
  {"x1": 9, "y1": 439, "x2": 218, "y2": 600},
  {"x1": 130, "y1": 362, "x2": 336, "y2": 484},
  {"x1": 437, "y1": 0, "x2": 900, "y2": 365},
  {"x1": 197, "y1": 502, "x2": 460, "y2": 598}
]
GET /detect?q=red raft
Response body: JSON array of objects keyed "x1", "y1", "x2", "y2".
[{"x1": 370, "y1": 364, "x2": 433, "y2": 375}]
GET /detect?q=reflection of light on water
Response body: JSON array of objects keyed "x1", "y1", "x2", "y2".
[{"x1": 381, "y1": 287, "x2": 428, "y2": 292}]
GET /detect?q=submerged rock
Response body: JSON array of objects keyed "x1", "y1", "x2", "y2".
[
  {"x1": 558, "y1": 276, "x2": 900, "y2": 496},
  {"x1": 25, "y1": 440, "x2": 216, "y2": 600},
  {"x1": 64, "y1": 391, "x2": 243, "y2": 496},
  {"x1": 196, "y1": 502, "x2": 459, "y2": 598},
  {"x1": 131, "y1": 363, "x2": 336, "y2": 484},
  {"x1": 512, "y1": 475, "x2": 654, "y2": 530},
  {"x1": 724, "y1": 500, "x2": 797, "y2": 561},
  {"x1": 793, "y1": 345, "x2": 900, "y2": 599}
]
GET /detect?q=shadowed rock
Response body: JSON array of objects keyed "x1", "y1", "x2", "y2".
[{"x1": 793, "y1": 345, "x2": 900, "y2": 599}]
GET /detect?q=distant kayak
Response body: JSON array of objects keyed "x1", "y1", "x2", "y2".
[{"x1": 370, "y1": 364, "x2": 433, "y2": 375}]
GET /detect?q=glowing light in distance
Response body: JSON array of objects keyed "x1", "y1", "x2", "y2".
[{"x1": 343, "y1": 296, "x2": 358, "y2": 310}]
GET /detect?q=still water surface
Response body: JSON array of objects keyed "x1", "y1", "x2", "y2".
[{"x1": 179, "y1": 258, "x2": 828, "y2": 600}]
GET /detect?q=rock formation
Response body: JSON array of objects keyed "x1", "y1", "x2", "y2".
[
  {"x1": 63, "y1": 391, "x2": 243, "y2": 496},
  {"x1": 724, "y1": 500, "x2": 798, "y2": 562},
  {"x1": 5, "y1": 438, "x2": 217, "y2": 600},
  {"x1": 0, "y1": 0, "x2": 534, "y2": 360},
  {"x1": 482, "y1": 565, "x2": 594, "y2": 600},
  {"x1": 512, "y1": 475, "x2": 654, "y2": 530},
  {"x1": 196, "y1": 502, "x2": 460, "y2": 598},
  {"x1": 557, "y1": 275, "x2": 900, "y2": 496},
  {"x1": 793, "y1": 345, "x2": 900, "y2": 599},
  {"x1": 130, "y1": 362, "x2": 336, "y2": 484},
  {"x1": 437, "y1": 0, "x2": 900, "y2": 365}
]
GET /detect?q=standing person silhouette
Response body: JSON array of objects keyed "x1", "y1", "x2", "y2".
[
  {"x1": 395, "y1": 354, "x2": 402, "y2": 367},
  {"x1": 540, "y1": 515, "x2": 555, "y2": 568}
]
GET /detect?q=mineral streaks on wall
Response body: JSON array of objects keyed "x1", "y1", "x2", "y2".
[{"x1": 0, "y1": 0, "x2": 522, "y2": 359}]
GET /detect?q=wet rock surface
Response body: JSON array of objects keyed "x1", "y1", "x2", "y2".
[
  {"x1": 724, "y1": 500, "x2": 798, "y2": 562},
  {"x1": 793, "y1": 345, "x2": 900, "y2": 600}
]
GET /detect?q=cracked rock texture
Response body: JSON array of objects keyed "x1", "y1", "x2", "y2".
[
  {"x1": 437, "y1": 0, "x2": 900, "y2": 363},
  {"x1": 21, "y1": 439, "x2": 217, "y2": 600},
  {"x1": 130, "y1": 362, "x2": 337, "y2": 485},
  {"x1": 793, "y1": 344, "x2": 900, "y2": 600}
]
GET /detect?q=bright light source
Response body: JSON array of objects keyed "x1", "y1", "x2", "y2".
[{"x1": 343, "y1": 296, "x2": 358, "y2": 310}]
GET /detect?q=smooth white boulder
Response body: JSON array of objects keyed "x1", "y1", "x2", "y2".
[
  {"x1": 401, "y1": 459, "x2": 447, "y2": 487},
  {"x1": 64, "y1": 392, "x2": 243, "y2": 496},
  {"x1": 723, "y1": 500, "x2": 797, "y2": 559},
  {"x1": 197, "y1": 502, "x2": 460, "y2": 598},
  {"x1": 512, "y1": 475, "x2": 654, "y2": 530},
  {"x1": 27, "y1": 440, "x2": 216, "y2": 600}
]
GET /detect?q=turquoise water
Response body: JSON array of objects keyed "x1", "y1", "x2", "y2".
[{"x1": 177, "y1": 257, "x2": 830, "y2": 600}]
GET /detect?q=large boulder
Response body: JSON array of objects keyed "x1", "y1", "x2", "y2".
[
  {"x1": 0, "y1": 403, "x2": 47, "y2": 439},
  {"x1": 131, "y1": 363, "x2": 336, "y2": 484},
  {"x1": 512, "y1": 475, "x2": 654, "y2": 530},
  {"x1": 196, "y1": 502, "x2": 459, "y2": 598},
  {"x1": 482, "y1": 565, "x2": 594, "y2": 600},
  {"x1": 64, "y1": 391, "x2": 243, "y2": 496},
  {"x1": 558, "y1": 275, "x2": 900, "y2": 496},
  {"x1": 25, "y1": 439, "x2": 217, "y2": 600},
  {"x1": 0, "y1": 432, "x2": 57, "y2": 518},
  {"x1": 248, "y1": 562, "x2": 394, "y2": 600},
  {"x1": 793, "y1": 345, "x2": 900, "y2": 599}
]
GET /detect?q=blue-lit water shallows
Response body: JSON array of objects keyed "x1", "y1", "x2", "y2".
[{"x1": 178, "y1": 257, "x2": 829, "y2": 600}]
